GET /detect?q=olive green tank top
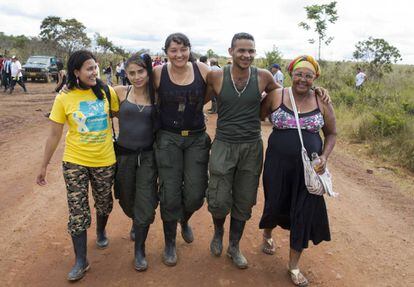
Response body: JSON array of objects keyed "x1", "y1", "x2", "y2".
[{"x1": 215, "y1": 65, "x2": 261, "y2": 143}]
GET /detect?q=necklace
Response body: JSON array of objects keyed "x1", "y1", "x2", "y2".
[
  {"x1": 135, "y1": 104, "x2": 146, "y2": 113},
  {"x1": 132, "y1": 86, "x2": 147, "y2": 112},
  {"x1": 230, "y1": 65, "x2": 251, "y2": 97},
  {"x1": 169, "y1": 63, "x2": 191, "y2": 85}
]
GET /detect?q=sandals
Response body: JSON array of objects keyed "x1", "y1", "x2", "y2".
[
  {"x1": 262, "y1": 236, "x2": 276, "y2": 255},
  {"x1": 288, "y1": 268, "x2": 309, "y2": 287}
]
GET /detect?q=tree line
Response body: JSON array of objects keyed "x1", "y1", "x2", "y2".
[{"x1": 0, "y1": 5, "x2": 403, "y2": 79}]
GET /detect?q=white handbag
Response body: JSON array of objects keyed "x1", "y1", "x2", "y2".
[{"x1": 288, "y1": 87, "x2": 337, "y2": 197}]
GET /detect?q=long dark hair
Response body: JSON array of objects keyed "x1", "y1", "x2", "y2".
[
  {"x1": 163, "y1": 33, "x2": 195, "y2": 63},
  {"x1": 125, "y1": 53, "x2": 159, "y2": 131},
  {"x1": 67, "y1": 50, "x2": 105, "y2": 100}
]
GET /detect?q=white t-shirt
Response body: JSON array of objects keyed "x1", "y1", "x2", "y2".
[
  {"x1": 210, "y1": 65, "x2": 221, "y2": 71},
  {"x1": 273, "y1": 70, "x2": 284, "y2": 86},
  {"x1": 355, "y1": 72, "x2": 366, "y2": 87},
  {"x1": 11, "y1": 60, "x2": 22, "y2": 78}
]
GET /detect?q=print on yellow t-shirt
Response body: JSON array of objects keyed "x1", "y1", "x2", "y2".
[{"x1": 49, "y1": 86, "x2": 119, "y2": 167}]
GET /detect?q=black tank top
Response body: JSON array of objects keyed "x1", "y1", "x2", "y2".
[
  {"x1": 158, "y1": 63, "x2": 206, "y2": 131},
  {"x1": 117, "y1": 86, "x2": 154, "y2": 150}
]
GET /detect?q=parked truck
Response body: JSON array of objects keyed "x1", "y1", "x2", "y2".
[{"x1": 22, "y1": 56, "x2": 59, "y2": 83}]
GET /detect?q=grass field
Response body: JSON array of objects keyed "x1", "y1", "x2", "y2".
[{"x1": 313, "y1": 62, "x2": 413, "y2": 171}]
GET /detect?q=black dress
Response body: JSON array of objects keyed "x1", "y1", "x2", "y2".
[{"x1": 259, "y1": 103, "x2": 331, "y2": 252}]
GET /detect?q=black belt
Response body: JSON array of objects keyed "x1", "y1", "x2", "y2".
[{"x1": 162, "y1": 127, "x2": 206, "y2": 137}]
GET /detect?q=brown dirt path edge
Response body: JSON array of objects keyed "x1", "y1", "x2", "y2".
[{"x1": 0, "y1": 84, "x2": 413, "y2": 287}]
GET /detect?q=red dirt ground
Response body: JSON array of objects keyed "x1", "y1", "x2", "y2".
[{"x1": 0, "y1": 83, "x2": 412, "y2": 287}]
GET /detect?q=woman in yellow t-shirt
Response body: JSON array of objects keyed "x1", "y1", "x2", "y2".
[{"x1": 36, "y1": 50, "x2": 119, "y2": 281}]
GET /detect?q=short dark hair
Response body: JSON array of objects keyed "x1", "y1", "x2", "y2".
[
  {"x1": 210, "y1": 58, "x2": 219, "y2": 66},
  {"x1": 231, "y1": 32, "x2": 255, "y2": 48},
  {"x1": 199, "y1": 56, "x2": 207, "y2": 63}
]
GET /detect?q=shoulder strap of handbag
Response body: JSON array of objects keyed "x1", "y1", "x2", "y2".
[
  {"x1": 103, "y1": 85, "x2": 116, "y2": 141},
  {"x1": 288, "y1": 87, "x2": 305, "y2": 149}
]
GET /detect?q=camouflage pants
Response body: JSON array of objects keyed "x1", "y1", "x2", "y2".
[{"x1": 62, "y1": 161, "x2": 115, "y2": 236}]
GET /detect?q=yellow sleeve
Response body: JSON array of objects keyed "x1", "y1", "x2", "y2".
[
  {"x1": 49, "y1": 95, "x2": 66, "y2": 124},
  {"x1": 109, "y1": 86, "x2": 119, "y2": 112}
]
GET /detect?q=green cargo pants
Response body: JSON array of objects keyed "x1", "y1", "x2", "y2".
[
  {"x1": 207, "y1": 139, "x2": 263, "y2": 221},
  {"x1": 114, "y1": 150, "x2": 158, "y2": 227},
  {"x1": 155, "y1": 130, "x2": 211, "y2": 222}
]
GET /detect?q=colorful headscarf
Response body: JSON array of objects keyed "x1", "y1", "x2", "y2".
[{"x1": 287, "y1": 55, "x2": 320, "y2": 78}]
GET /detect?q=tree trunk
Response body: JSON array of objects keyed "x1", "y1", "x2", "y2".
[{"x1": 318, "y1": 37, "x2": 321, "y2": 60}]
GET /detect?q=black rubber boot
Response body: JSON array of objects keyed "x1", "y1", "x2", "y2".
[
  {"x1": 130, "y1": 222, "x2": 135, "y2": 241},
  {"x1": 210, "y1": 217, "x2": 225, "y2": 256},
  {"x1": 162, "y1": 221, "x2": 177, "y2": 266},
  {"x1": 67, "y1": 231, "x2": 90, "y2": 281},
  {"x1": 180, "y1": 211, "x2": 194, "y2": 243},
  {"x1": 226, "y1": 217, "x2": 248, "y2": 269},
  {"x1": 134, "y1": 224, "x2": 149, "y2": 271},
  {"x1": 96, "y1": 215, "x2": 109, "y2": 249}
]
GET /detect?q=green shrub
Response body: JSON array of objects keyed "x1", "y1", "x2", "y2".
[{"x1": 371, "y1": 112, "x2": 406, "y2": 137}]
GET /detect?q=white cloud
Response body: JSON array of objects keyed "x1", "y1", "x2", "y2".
[{"x1": 0, "y1": 0, "x2": 412, "y2": 64}]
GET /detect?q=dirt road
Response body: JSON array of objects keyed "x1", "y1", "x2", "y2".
[{"x1": 0, "y1": 83, "x2": 413, "y2": 287}]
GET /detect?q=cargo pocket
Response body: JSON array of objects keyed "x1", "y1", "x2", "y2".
[
  {"x1": 206, "y1": 176, "x2": 219, "y2": 208},
  {"x1": 154, "y1": 145, "x2": 173, "y2": 169}
]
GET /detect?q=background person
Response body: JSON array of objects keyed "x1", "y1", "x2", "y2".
[
  {"x1": 355, "y1": 67, "x2": 366, "y2": 89},
  {"x1": 271, "y1": 63, "x2": 284, "y2": 86},
  {"x1": 120, "y1": 59, "x2": 127, "y2": 85},
  {"x1": 199, "y1": 55, "x2": 208, "y2": 64},
  {"x1": 259, "y1": 55, "x2": 336, "y2": 286},
  {"x1": 115, "y1": 62, "x2": 122, "y2": 84},
  {"x1": 36, "y1": 50, "x2": 119, "y2": 281},
  {"x1": 104, "y1": 62, "x2": 113, "y2": 86},
  {"x1": 54, "y1": 60, "x2": 67, "y2": 93},
  {"x1": 0, "y1": 55, "x2": 3, "y2": 87},
  {"x1": 2, "y1": 56, "x2": 11, "y2": 92},
  {"x1": 9, "y1": 55, "x2": 27, "y2": 94},
  {"x1": 207, "y1": 58, "x2": 220, "y2": 114}
]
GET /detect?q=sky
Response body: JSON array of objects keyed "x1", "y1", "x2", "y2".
[{"x1": 0, "y1": 0, "x2": 412, "y2": 64}]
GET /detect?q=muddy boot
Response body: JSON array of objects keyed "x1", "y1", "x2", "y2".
[
  {"x1": 134, "y1": 224, "x2": 149, "y2": 271},
  {"x1": 210, "y1": 217, "x2": 225, "y2": 256},
  {"x1": 130, "y1": 222, "x2": 135, "y2": 241},
  {"x1": 67, "y1": 231, "x2": 90, "y2": 281},
  {"x1": 226, "y1": 217, "x2": 248, "y2": 269},
  {"x1": 162, "y1": 221, "x2": 177, "y2": 266},
  {"x1": 96, "y1": 215, "x2": 109, "y2": 249},
  {"x1": 180, "y1": 211, "x2": 194, "y2": 243}
]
